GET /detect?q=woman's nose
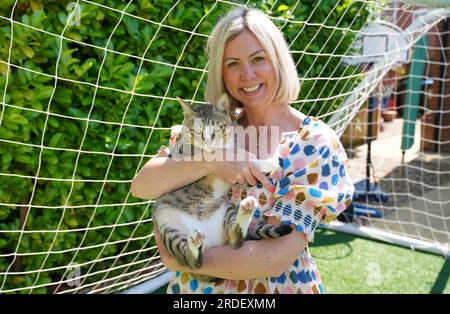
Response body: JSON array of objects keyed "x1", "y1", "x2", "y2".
[{"x1": 240, "y1": 63, "x2": 256, "y2": 81}]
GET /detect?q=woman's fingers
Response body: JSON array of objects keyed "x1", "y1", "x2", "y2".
[
  {"x1": 213, "y1": 158, "x2": 274, "y2": 192},
  {"x1": 250, "y1": 163, "x2": 275, "y2": 193},
  {"x1": 242, "y1": 167, "x2": 257, "y2": 186},
  {"x1": 235, "y1": 174, "x2": 246, "y2": 185}
]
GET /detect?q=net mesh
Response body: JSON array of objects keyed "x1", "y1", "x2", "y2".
[{"x1": 0, "y1": 0, "x2": 448, "y2": 293}]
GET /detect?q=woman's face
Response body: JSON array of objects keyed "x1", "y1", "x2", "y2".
[{"x1": 222, "y1": 30, "x2": 277, "y2": 109}]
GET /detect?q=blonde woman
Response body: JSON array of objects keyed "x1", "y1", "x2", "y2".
[{"x1": 132, "y1": 7, "x2": 354, "y2": 294}]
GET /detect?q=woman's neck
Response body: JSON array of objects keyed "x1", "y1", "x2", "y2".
[{"x1": 240, "y1": 104, "x2": 289, "y2": 128}]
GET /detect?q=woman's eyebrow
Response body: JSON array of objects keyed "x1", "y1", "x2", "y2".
[
  {"x1": 249, "y1": 49, "x2": 265, "y2": 57},
  {"x1": 224, "y1": 49, "x2": 265, "y2": 62}
]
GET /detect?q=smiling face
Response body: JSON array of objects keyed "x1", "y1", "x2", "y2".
[{"x1": 222, "y1": 30, "x2": 277, "y2": 109}]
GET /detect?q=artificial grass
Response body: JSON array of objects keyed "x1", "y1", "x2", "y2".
[
  {"x1": 152, "y1": 229, "x2": 449, "y2": 294},
  {"x1": 310, "y1": 229, "x2": 449, "y2": 294}
]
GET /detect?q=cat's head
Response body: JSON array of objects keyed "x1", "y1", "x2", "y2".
[{"x1": 176, "y1": 94, "x2": 234, "y2": 153}]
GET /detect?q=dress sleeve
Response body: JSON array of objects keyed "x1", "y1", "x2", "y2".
[{"x1": 265, "y1": 117, "x2": 355, "y2": 242}]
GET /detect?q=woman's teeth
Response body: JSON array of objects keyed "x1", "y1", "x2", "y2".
[{"x1": 242, "y1": 84, "x2": 260, "y2": 92}]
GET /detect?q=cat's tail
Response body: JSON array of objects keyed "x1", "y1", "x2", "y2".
[{"x1": 245, "y1": 221, "x2": 293, "y2": 240}]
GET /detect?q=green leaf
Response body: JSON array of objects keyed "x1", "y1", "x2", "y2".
[
  {"x1": 277, "y1": 4, "x2": 290, "y2": 12},
  {"x1": 2, "y1": 151, "x2": 13, "y2": 165},
  {"x1": 53, "y1": 87, "x2": 72, "y2": 105},
  {"x1": 19, "y1": 45, "x2": 35, "y2": 59},
  {"x1": 15, "y1": 154, "x2": 32, "y2": 165},
  {"x1": 66, "y1": 32, "x2": 82, "y2": 42},
  {"x1": 67, "y1": 108, "x2": 85, "y2": 118},
  {"x1": 49, "y1": 133, "x2": 64, "y2": 147},
  {"x1": 0, "y1": 239, "x2": 8, "y2": 248},
  {"x1": 31, "y1": 10, "x2": 46, "y2": 27},
  {"x1": 46, "y1": 153, "x2": 58, "y2": 165},
  {"x1": 35, "y1": 86, "x2": 54, "y2": 101},
  {"x1": 47, "y1": 118, "x2": 60, "y2": 128},
  {"x1": 58, "y1": 12, "x2": 67, "y2": 25},
  {"x1": 123, "y1": 209, "x2": 135, "y2": 222},
  {"x1": 7, "y1": 113, "x2": 28, "y2": 125},
  {"x1": 124, "y1": 16, "x2": 139, "y2": 35}
]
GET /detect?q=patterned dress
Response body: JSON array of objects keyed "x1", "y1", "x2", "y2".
[{"x1": 162, "y1": 116, "x2": 354, "y2": 294}]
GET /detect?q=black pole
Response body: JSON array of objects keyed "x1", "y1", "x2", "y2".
[{"x1": 366, "y1": 99, "x2": 373, "y2": 193}]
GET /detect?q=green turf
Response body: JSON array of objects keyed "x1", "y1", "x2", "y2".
[
  {"x1": 310, "y1": 228, "x2": 450, "y2": 294},
  {"x1": 152, "y1": 229, "x2": 449, "y2": 294}
]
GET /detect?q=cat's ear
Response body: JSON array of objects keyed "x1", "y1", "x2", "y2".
[
  {"x1": 215, "y1": 93, "x2": 230, "y2": 114},
  {"x1": 176, "y1": 97, "x2": 194, "y2": 117}
]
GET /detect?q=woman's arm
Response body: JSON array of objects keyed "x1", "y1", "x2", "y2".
[
  {"x1": 131, "y1": 156, "x2": 211, "y2": 200},
  {"x1": 155, "y1": 218, "x2": 307, "y2": 280},
  {"x1": 131, "y1": 148, "x2": 274, "y2": 200}
]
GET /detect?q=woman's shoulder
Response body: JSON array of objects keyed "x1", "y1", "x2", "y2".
[
  {"x1": 283, "y1": 113, "x2": 345, "y2": 157},
  {"x1": 284, "y1": 106, "x2": 305, "y2": 132},
  {"x1": 302, "y1": 116, "x2": 339, "y2": 140},
  {"x1": 283, "y1": 107, "x2": 335, "y2": 140}
]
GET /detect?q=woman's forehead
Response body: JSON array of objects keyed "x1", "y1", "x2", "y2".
[{"x1": 223, "y1": 30, "x2": 266, "y2": 58}]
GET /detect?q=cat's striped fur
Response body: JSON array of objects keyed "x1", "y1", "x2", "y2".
[{"x1": 152, "y1": 94, "x2": 292, "y2": 282}]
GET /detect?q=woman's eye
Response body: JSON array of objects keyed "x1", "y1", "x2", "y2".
[
  {"x1": 226, "y1": 62, "x2": 238, "y2": 68},
  {"x1": 253, "y1": 56, "x2": 264, "y2": 63}
]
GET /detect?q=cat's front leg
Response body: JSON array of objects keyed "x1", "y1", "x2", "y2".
[
  {"x1": 187, "y1": 229, "x2": 206, "y2": 268},
  {"x1": 236, "y1": 196, "x2": 259, "y2": 238},
  {"x1": 224, "y1": 196, "x2": 258, "y2": 249}
]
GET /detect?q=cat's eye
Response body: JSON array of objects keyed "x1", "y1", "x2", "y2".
[
  {"x1": 193, "y1": 128, "x2": 202, "y2": 134},
  {"x1": 213, "y1": 126, "x2": 222, "y2": 132}
]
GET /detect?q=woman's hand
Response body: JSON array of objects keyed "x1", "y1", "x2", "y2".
[{"x1": 204, "y1": 148, "x2": 275, "y2": 192}]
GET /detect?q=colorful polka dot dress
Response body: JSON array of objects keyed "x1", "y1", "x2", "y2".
[{"x1": 164, "y1": 116, "x2": 354, "y2": 294}]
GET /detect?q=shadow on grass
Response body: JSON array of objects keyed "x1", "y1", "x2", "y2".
[
  {"x1": 309, "y1": 228, "x2": 356, "y2": 260},
  {"x1": 430, "y1": 259, "x2": 450, "y2": 294},
  {"x1": 312, "y1": 228, "x2": 357, "y2": 247}
]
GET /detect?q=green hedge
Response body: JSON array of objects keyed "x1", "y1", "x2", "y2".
[{"x1": 0, "y1": 0, "x2": 373, "y2": 293}]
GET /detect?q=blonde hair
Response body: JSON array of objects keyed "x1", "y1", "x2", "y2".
[{"x1": 205, "y1": 7, "x2": 300, "y2": 107}]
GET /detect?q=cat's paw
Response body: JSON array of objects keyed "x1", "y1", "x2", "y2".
[
  {"x1": 254, "y1": 158, "x2": 279, "y2": 173},
  {"x1": 188, "y1": 229, "x2": 206, "y2": 248},
  {"x1": 235, "y1": 196, "x2": 258, "y2": 240},
  {"x1": 188, "y1": 229, "x2": 206, "y2": 268},
  {"x1": 238, "y1": 196, "x2": 258, "y2": 216}
]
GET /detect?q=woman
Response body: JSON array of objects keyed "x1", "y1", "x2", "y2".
[{"x1": 131, "y1": 7, "x2": 354, "y2": 294}]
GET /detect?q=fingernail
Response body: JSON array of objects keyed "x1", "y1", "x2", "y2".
[{"x1": 268, "y1": 185, "x2": 276, "y2": 193}]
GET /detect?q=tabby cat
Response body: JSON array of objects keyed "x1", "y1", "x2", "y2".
[{"x1": 152, "y1": 94, "x2": 292, "y2": 282}]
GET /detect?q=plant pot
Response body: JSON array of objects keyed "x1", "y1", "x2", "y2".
[{"x1": 382, "y1": 110, "x2": 397, "y2": 122}]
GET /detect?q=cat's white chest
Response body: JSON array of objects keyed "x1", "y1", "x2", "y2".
[
  {"x1": 177, "y1": 203, "x2": 228, "y2": 248},
  {"x1": 211, "y1": 177, "x2": 231, "y2": 198}
]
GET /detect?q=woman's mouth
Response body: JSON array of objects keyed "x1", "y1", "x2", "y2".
[{"x1": 240, "y1": 83, "x2": 263, "y2": 95}]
